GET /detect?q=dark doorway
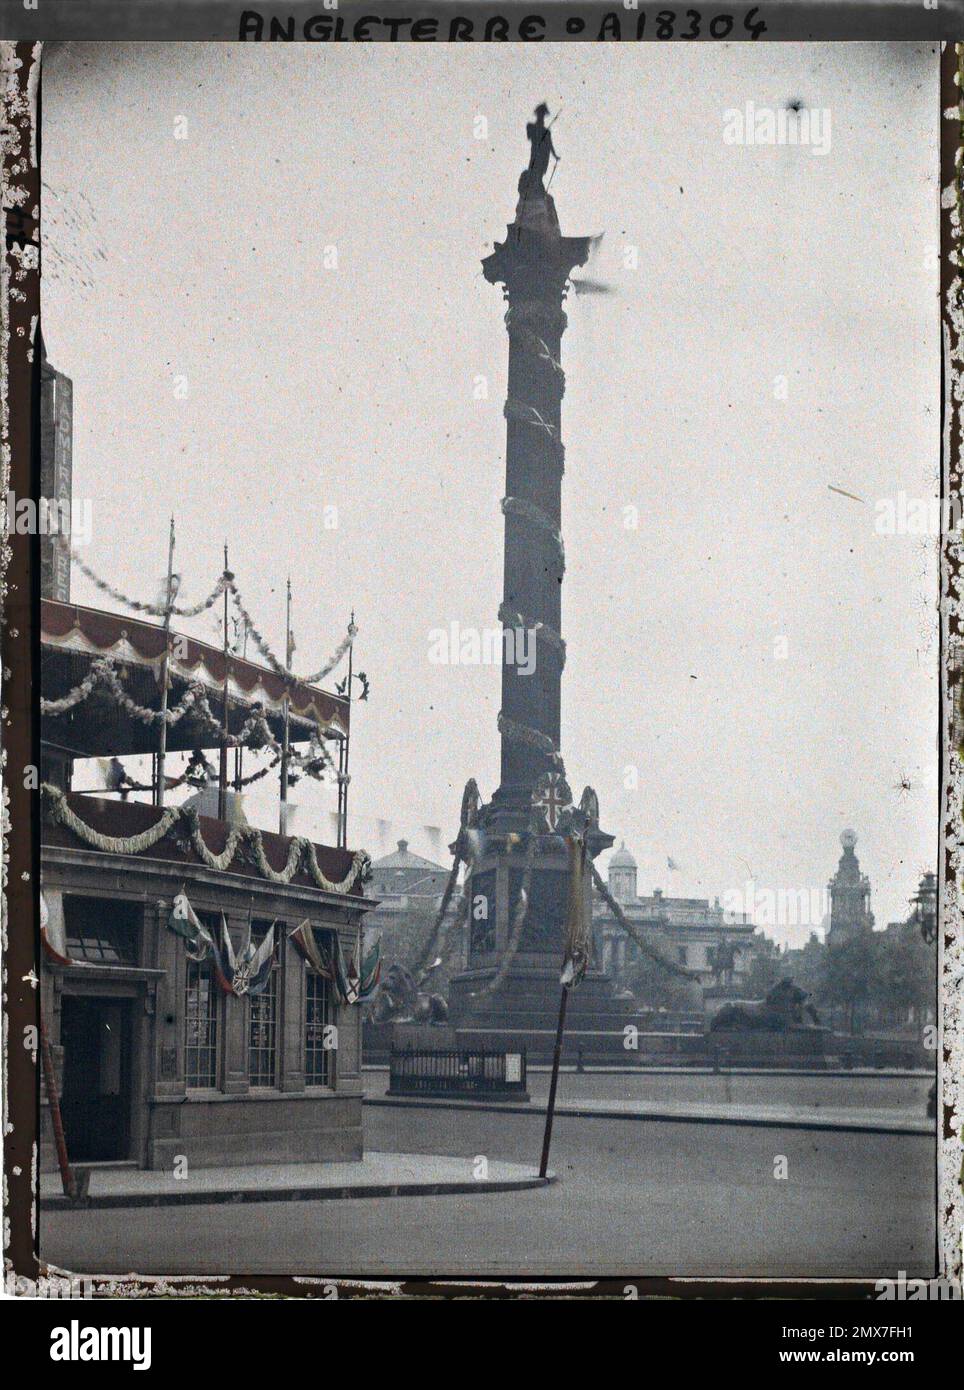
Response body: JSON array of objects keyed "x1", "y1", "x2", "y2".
[{"x1": 60, "y1": 997, "x2": 133, "y2": 1162}]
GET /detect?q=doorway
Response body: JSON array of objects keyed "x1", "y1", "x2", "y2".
[{"x1": 60, "y1": 996, "x2": 133, "y2": 1162}]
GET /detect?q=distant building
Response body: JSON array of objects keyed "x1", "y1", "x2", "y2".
[
  {"x1": 825, "y1": 829, "x2": 874, "y2": 946},
  {"x1": 594, "y1": 842, "x2": 757, "y2": 995},
  {"x1": 365, "y1": 839, "x2": 450, "y2": 949},
  {"x1": 39, "y1": 337, "x2": 73, "y2": 602},
  {"x1": 368, "y1": 839, "x2": 449, "y2": 910}
]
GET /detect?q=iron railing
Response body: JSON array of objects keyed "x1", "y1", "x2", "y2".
[{"x1": 389, "y1": 1046, "x2": 527, "y2": 1096}]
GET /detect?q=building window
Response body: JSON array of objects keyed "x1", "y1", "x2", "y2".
[
  {"x1": 185, "y1": 959, "x2": 219, "y2": 1089},
  {"x1": 64, "y1": 896, "x2": 140, "y2": 964},
  {"x1": 677, "y1": 946, "x2": 688, "y2": 966},
  {"x1": 305, "y1": 970, "x2": 334, "y2": 1087},
  {"x1": 248, "y1": 921, "x2": 279, "y2": 1087}
]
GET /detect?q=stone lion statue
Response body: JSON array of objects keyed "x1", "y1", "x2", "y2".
[{"x1": 708, "y1": 977, "x2": 821, "y2": 1033}]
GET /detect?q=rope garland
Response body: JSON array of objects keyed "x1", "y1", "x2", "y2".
[
  {"x1": 40, "y1": 659, "x2": 343, "y2": 783},
  {"x1": 41, "y1": 783, "x2": 370, "y2": 894},
  {"x1": 473, "y1": 812, "x2": 540, "y2": 1000},
  {"x1": 40, "y1": 656, "x2": 219, "y2": 729},
  {"x1": 230, "y1": 584, "x2": 357, "y2": 687},
  {"x1": 411, "y1": 778, "x2": 480, "y2": 985},
  {"x1": 65, "y1": 552, "x2": 356, "y2": 689},
  {"x1": 500, "y1": 496, "x2": 566, "y2": 574},
  {"x1": 497, "y1": 711, "x2": 565, "y2": 773},
  {"x1": 590, "y1": 863, "x2": 698, "y2": 982},
  {"x1": 498, "y1": 602, "x2": 566, "y2": 665},
  {"x1": 69, "y1": 549, "x2": 230, "y2": 619}
]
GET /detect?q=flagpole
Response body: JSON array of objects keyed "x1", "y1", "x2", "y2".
[
  {"x1": 339, "y1": 608, "x2": 354, "y2": 849},
  {"x1": 235, "y1": 610, "x2": 248, "y2": 791},
  {"x1": 539, "y1": 829, "x2": 581, "y2": 1179},
  {"x1": 218, "y1": 542, "x2": 230, "y2": 821},
  {"x1": 40, "y1": 1002, "x2": 76, "y2": 1198},
  {"x1": 539, "y1": 981, "x2": 569, "y2": 1179},
  {"x1": 155, "y1": 516, "x2": 176, "y2": 807},
  {"x1": 280, "y1": 577, "x2": 292, "y2": 836}
]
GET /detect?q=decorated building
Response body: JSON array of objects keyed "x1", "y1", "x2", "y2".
[{"x1": 39, "y1": 569, "x2": 376, "y2": 1175}]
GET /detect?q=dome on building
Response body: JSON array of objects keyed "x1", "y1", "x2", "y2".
[
  {"x1": 609, "y1": 841, "x2": 637, "y2": 869},
  {"x1": 840, "y1": 829, "x2": 857, "y2": 850}
]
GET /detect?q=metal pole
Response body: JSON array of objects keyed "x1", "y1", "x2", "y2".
[
  {"x1": 155, "y1": 517, "x2": 176, "y2": 807},
  {"x1": 39, "y1": 1002, "x2": 75, "y2": 1198},
  {"x1": 340, "y1": 609, "x2": 354, "y2": 849},
  {"x1": 218, "y1": 543, "x2": 230, "y2": 821},
  {"x1": 280, "y1": 577, "x2": 292, "y2": 835},
  {"x1": 539, "y1": 982, "x2": 569, "y2": 1178},
  {"x1": 235, "y1": 612, "x2": 248, "y2": 790}
]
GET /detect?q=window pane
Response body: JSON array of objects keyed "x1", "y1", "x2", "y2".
[
  {"x1": 185, "y1": 960, "x2": 219, "y2": 1088},
  {"x1": 247, "y1": 921, "x2": 279, "y2": 1086},
  {"x1": 305, "y1": 970, "x2": 333, "y2": 1087}
]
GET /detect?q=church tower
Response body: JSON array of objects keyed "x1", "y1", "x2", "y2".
[{"x1": 826, "y1": 829, "x2": 874, "y2": 947}]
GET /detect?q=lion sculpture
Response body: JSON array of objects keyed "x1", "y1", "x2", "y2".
[
  {"x1": 369, "y1": 962, "x2": 449, "y2": 1025},
  {"x1": 708, "y1": 977, "x2": 821, "y2": 1033}
]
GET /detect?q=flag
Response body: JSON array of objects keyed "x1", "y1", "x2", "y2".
[
  {"x1": 560, "y1": 833, "x2": 591, "y2": 988},
  {"x1": 167, "y1": 891, "x2": 215, "y2": 962},
  {"x1": 288, "y1": 920, "x2": 336, "y2": 978},
  {"x1": 40, "y1": 891, "x2": 77, "y2": 967},
  {"x1": 216, "y1": 916, "x2": 276, "y2": 996},
  {"x1": 343, "y1": 928, "x2": 381, "y2": 1004},
  {"x1": 290, "y1": 921, "x2": 380, "y2": 1003}
]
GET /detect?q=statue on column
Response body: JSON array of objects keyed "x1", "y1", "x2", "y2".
[
  {"x1": 522, "y1": 103, "x2": 558, "y2": 193},
  {"x1": 516, "y1": 104, "x2": 561, "y2": 233}
]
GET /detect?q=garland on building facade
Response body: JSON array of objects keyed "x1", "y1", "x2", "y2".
[
  {"x1": 42, "y1": 784, "x2": 370, "y2": 894},
  {"x1": 40, "y1": 657, "x2": 344, "y2": 786}
]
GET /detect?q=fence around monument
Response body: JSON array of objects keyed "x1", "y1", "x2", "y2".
[{"x1": 388, "y1": 1046, "x2": 528, "y2": 1098}]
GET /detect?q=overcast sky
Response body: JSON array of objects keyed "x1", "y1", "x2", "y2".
[{"x1": 41, "y1": 41, "x2": 940, "y2": 946}]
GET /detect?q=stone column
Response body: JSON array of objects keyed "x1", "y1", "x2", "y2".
[
  {"x1": 482, "y1": 182, "x2": 590, "y2": 827},
  {"x1": 280, "y1": 931, "x2": 306, "y2": 1093}
]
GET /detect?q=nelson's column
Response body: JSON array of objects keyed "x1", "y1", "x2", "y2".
[{"x1": 449, "y1": 108, "x2": 630, "y2": 1046}]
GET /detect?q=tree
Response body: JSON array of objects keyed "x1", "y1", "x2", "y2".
[
  {"x1": 626, "y1": 952, "x2": 701, "y2": 1013},
  {"x1": 819, "y1": 931, "x2": 879, "y2": 1035},
  {"x1": 744, "y1": 933, "x2": 782, "y2": 998},
  {"x1": 870, "y1": 922, "x2": 936, "y2": 1029}
]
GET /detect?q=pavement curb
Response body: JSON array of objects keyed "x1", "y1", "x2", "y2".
[
  {"x1": 41, "y1": 1171, "x2": 554, "y2": 1212},
  {"x1": 363, "y1": 1095, "x2": 934, "y2": 1137}
]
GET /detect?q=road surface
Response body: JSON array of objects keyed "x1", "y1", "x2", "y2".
[{"x1": 42, "y1": 1103, "x2": 935, "y2": 1279}]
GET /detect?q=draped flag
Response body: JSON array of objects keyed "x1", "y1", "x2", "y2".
[
  {"x1": 342, "y1": 928, "x2": 381, "y2": 1004},
  {"x1": 216, "y1": 916, "x2": 276, "y2": 997},
  {"x1": 41, "y1": 891, "x2": 78, "y2": 967},
  {"x1": 560, "y1": 832, "x2": 591, "y2": 988},
  {"x1": 167, "y1": 890, "x2": 216, "y2": 963},
  {"x1": 288, "y1": 919, "x2": 337, "y2": 979},
  {"x1": 289, "y1": 920, "x2": 380, "y2": 1004}
]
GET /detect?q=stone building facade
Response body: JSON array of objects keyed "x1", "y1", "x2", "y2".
[
  {"x1": 594, "y1": 843, "x2": 757, "y2": 996},
  {"x1": 41, "y1": 798, "x2": 371, "y2": 1172}
]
